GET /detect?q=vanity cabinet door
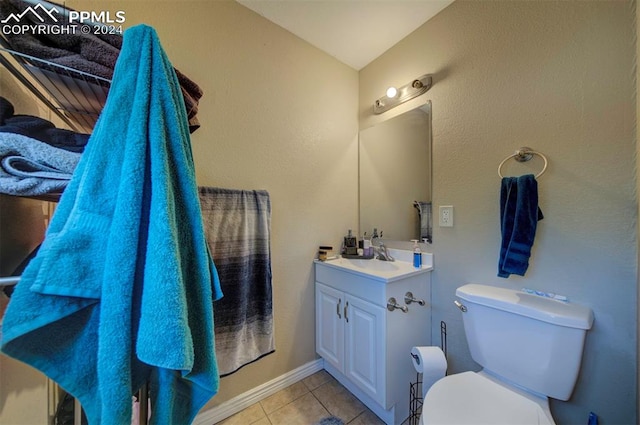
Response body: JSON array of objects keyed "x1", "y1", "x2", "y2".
[
  {"x1": 344, "y1": 295, "x2": 385, "y2": 406},
  {"x1": 315, "y1": 283, "x2": 345, "y2": 372}
]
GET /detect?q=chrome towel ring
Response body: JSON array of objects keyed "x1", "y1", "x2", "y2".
[{"x1": 498, "y1": 147, "x2": 548, "y2": 178}]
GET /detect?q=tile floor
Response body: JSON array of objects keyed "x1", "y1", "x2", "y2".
[{"x1": 215, "y1": 370, "x2": 387, "y2": 425}]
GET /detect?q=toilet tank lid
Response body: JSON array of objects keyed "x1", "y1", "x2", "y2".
[{"x1": 456, "y1": 284, "x2": 594, "y2": 330}]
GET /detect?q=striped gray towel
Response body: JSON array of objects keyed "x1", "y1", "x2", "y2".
[{"x1": 199, "y1": 187, "x2": 275, "y2": 376}]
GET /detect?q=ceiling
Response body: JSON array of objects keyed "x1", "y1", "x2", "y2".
[{"x1": 236, "y1": 0, "x2": 454, "y2": 70}]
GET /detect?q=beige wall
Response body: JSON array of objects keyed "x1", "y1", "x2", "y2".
[{"x1": 361, "y1": 1, "x2": 636, "y2": 423}]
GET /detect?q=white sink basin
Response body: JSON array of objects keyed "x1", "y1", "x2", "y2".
[
  {"x1": 340, "y1": 258, "x2": 399, "y2": 272},
  {"x1": 317, "y1": 251, "x2": 432, "y2": 282}
]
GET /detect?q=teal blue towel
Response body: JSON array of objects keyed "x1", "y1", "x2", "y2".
[{"x1": 1, "y1": 24, "x2": 222, "y2": 424}]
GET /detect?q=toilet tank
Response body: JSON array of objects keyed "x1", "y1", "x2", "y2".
[{"x1": 456, "y1": 284, "x2": 594, "y2": 401}]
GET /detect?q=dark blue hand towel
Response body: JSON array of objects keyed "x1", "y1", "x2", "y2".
[
  {"x1": 498, "y1": 174, "x2": 544, "y2": 278},
  {"x1": 1, "y1": 24, "x2": 221, "y2": 425}
]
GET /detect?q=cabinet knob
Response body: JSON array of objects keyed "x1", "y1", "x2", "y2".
[{"x1": 387, "y1": 297, "x2": 408, "y2": 313}]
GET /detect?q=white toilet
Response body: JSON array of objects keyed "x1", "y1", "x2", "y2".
[{"x1": 420, "y1": 283, "x2": 594, "y2": 425}]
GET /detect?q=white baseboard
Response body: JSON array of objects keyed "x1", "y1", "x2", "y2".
[{"x1": 193, "y1": 358, "x2": 325, "y2": 425}]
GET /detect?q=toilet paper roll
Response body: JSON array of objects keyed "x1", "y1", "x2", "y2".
[{"x1": 411, "y1": 346, "x2": 448, "y2": 398}]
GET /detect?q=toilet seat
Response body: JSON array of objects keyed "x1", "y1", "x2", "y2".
[{"x1": 421, "y1": 371, "x2": 555, "y2": 425}]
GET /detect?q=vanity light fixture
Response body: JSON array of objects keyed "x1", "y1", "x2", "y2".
[
  {"x1": 373, "y1": 74, "x2": 433, "y2": 114},
  {"x1": 386, "y1": 86, "x2": 398, "y2": 98}
]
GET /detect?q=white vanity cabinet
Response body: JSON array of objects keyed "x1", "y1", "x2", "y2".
[
  {"x1": 316, "y1": 282, "x2": 386, "y2": 404},
  {"x1": 314, "y1": 254, "x2": 432, "y2": 425}
]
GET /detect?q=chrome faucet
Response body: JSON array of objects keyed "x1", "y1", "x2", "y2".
[
  {"x1": 371, "y1": 229, "x2": 394, "y2": 261},
  {"x1": 371, "y1": 228, "x2": 396, "y2": 261},
  {"x1": 376, "y1": 241, "x2": 395, "y2": 261}
]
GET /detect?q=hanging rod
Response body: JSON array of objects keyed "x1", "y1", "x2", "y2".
[
  {"x1": 0, "y1": 276, "x2": 20, "y2": 287},
  {"x1": 497, "y1": 147, "x2": 548, "y2": 178}
]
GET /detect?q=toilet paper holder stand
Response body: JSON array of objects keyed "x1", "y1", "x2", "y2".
[{"x1": 408, "y1": 321, "x2": 448, "y2": 425}]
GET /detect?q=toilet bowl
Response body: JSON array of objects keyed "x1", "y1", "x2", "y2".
[
  {"x1": 418, "y1": 284, "x2": 593, "y2": 425},
  {"x1": 420, "y1": 371, "x2": 554, "y2": 425}
]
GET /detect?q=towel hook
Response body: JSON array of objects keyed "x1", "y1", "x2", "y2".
[{"x1": 498, "y1": 147, "x2": 548, "y2": 178}]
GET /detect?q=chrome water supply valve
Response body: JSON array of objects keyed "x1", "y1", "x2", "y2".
[
  {"x1": 405, "y1": 291, "x2": 426, "y2": 306},
  {"x1": 387, "y1": 297, "x2": 408, "y2": 313}
]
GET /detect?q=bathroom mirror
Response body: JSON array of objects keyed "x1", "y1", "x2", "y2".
[{"x1": 359, "y1": 102, "x2": 432, "y2": 242}]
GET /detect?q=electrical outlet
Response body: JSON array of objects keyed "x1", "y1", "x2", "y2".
[{"x1": 439, "y1": 205, "x2": 454, "y2": 227}]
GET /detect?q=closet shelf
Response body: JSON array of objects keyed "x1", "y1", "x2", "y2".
[
  {"x1": 0, "y1": 46, "x2": 111, "y2": 134},
  {"x1": 0, "y1": 43, "x2": 107, "y2": 201},
  {"x1": 0, "y1": 44, "x2": 97, "y2": 202}
]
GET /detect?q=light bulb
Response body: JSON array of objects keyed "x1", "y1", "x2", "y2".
[{"x1": 386, "y1": 87, "x2": 397, "y2": 98}]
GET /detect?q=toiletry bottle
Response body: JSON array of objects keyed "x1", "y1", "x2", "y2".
[
  {"x1": 344, "y1": 229, "x2": 358, "y2": 255},
  {"x1": 363, "y1": 232, "x2": 371, "y2": 257},
  {"x1": 412, "y1": 239, "x2": 422, "y2": 268}
]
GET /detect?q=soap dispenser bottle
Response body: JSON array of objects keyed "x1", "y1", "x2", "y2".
[
  {"x1": 412, "y1": 239, "x2": 422, "y2": 268},
  {"x1": 344, "y1": 229, "x2": 358, "y2": 256}
]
